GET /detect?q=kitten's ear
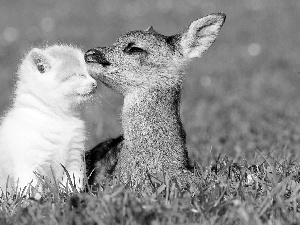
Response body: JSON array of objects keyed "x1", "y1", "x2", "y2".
[
  {"x1": 178, "y1": 13, "x2": 226, "y2": 59},
  {"x1": 29, "y1": 48, "x2": 51, "y2": 74}
]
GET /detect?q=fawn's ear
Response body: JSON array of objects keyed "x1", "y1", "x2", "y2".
[
  {"x1": 29, "y1": 48, "x2": 52, "y2": 74},
  {"x1": 145, "y1": 26, "x2": 156, "y2": 33},
  {"x1": 179, "y1": 13, "x2": 226, "y2": 59}
]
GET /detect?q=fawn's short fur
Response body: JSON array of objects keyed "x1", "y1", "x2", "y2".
[
  {"x1": 85, "y1": 13, "x2": 226, "y2": 190},
  {"x1": 0, "y1": 45, "x2": 97, "y2": 193}
]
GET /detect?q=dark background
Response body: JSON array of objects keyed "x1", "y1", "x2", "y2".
[{"x1": 1, "y1": 0, "x2": 300, "y2": 165}]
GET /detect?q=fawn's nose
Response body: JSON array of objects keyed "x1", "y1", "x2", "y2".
[{"x1": 84, "y1": 49, "x2": 111, "y2": 67}]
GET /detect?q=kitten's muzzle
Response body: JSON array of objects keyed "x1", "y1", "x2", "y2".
[
  {"x1": 80, "y1": 83, "x2": 97, "y2": 96},
  {"x1": 85, "y1": 49, "x2": 111, "y2": 67}
]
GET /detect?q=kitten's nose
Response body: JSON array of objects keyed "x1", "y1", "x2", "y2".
[
  {"x1": 92, "y1": 81, "x2": 97, "y2": 89},
  {"x1": 89, "y1": 80, "x2": 97, "y2": 94}
]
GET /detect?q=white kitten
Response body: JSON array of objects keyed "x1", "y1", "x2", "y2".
[{"x1": 0, "y1": 44, "x2": 97, "y2": 193}]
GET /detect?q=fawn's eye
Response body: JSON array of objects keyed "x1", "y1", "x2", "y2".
[{"x1": 123, "y1": 43, "x2": 146, "y2": 54}]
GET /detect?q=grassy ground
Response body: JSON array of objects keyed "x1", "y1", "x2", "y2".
[
  {"x1": 1, "y1": 156, "x2": 300, "y2": 224},
  {"x1": 1, "y1": 0, "x2": 300, "y2": 224}
]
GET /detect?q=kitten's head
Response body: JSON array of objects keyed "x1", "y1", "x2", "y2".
[{"x1": 18, "y1": 45, "x2": 97, "y2": 105}]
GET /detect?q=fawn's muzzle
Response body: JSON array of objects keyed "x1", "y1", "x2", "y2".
[{"x1": 84, "y1": 49, "x2": 111, "y2": 67}]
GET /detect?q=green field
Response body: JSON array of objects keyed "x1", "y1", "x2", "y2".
[{"x1": 1, "y1": 0, "x2": 300, "y2": 224}]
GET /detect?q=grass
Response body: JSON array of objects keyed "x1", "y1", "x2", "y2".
[{"x1": 1, "y1": 153, "x2": 300, "y2": 225}]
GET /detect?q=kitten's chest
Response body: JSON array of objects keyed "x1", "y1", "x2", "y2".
[
  {"x1": 43, "y1": 117, "x2": 85, "y2": 149},
  {"x1": 16, "y1": 108, "x2": 86, "y2": 151}
]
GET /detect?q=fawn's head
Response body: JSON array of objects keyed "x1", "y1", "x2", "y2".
[{"x1": 85, "y1": 13, "x2": 225, "y2": 95}]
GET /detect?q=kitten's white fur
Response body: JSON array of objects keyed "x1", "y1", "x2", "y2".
[{"x1": 0, "y1": 44, "x2": 97, "y2": 193}]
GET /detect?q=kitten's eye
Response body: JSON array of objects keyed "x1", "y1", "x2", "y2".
[
  {"x1": 123, "y1": 43, "x2": 146, "y2": 54},
  {"x1": 37, "y1": 64, "x2": 45, "y2": 73}
]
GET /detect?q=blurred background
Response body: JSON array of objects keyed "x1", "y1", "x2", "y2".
[{"x1": 1, "y1": 0, "x2": 300, "y2": 165}]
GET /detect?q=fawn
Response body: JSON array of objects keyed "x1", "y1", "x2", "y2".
[{"x1": 85, "y1": 13, "x2": 226, "y2": 190}]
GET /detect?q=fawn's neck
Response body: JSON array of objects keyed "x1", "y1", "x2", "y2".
[{"x1": 122, "y1": 86, "x2": 188, "y2": 169}]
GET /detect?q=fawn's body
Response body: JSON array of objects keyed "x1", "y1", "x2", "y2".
[{"x1": 85, "y1": 13, "x2": 226, "y2": 189}]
